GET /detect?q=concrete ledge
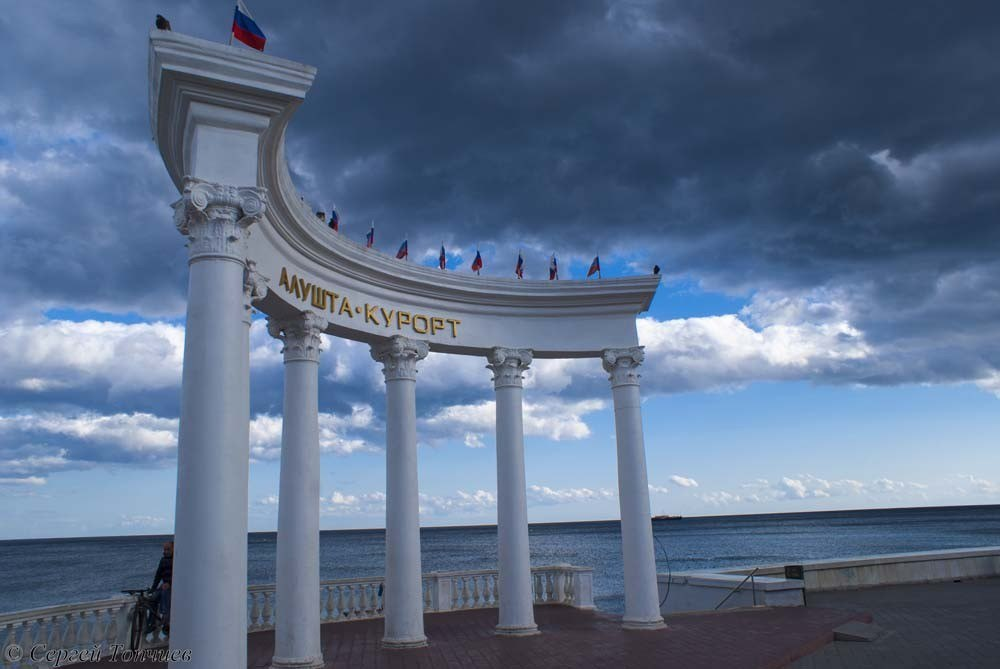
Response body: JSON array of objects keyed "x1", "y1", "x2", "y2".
[
  {"x1": 658, "y1": 546, "x2": 1000, "y2": 614},
  {"x1": 730, "y1": 546, "x2": 1000, "y2": 592},
  {"x1": 658, "y1": 572, "x2": 804, "y2": 614}
]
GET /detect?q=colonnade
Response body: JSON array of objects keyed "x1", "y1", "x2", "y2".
[{"x1": 167, "y1": 178, "x2": 664, "y2": 669}]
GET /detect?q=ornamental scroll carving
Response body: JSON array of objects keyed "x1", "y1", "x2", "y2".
[
  {"x1": 242, "y1": 259, "x2": 270, "y2": 324},
  {"x1": 173, "y1": 176, "x2": 267, "y2": 263},
  {"x1": 602, "y1": 346, "x2": 644, "y2": 388},
  {"x1": 370, "y1": 336, "x2": 429, "y2": 382},
  {"x1": 486, "y1": 348, "x2": 532, "y2": 389},
  {"x1": 267, "y1": 311, "x2": 328, "y2": 363}
]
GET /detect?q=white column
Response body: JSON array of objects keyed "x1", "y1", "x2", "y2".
[
  {"x1": 370, "y1": 336, "x2": 430, "y2": 649},
  {"x1": 170, "y1": 178, "x2": 266, "y2": 668},
  {"x1": 487, "y1": 348, "x2": 539, "y2": 636},
  {"x1": 603, "y1": 347, "x2": 666, "y2": 630},
  {"x1": 268, "y1": 311, "x2": 328, "y2": 669}
]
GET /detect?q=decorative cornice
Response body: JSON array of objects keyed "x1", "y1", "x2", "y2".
[
  {"x1": 173, "y1": 176, "x2": 267, "y2": 263},
  {"x1": 486, "y1": 348, "x2": 532, "y2": 389},
  {"x1": 267, "y1": 311, "x2": 328, "y2": 363},
  {"x1": 602, "y1": 347, "x2": 644, "y2": 388},
  {"x1": 242, "y1": 259, "x2": 270, "y2": 324},
  {"x1": 370, "y1": 336, "x2": 429, "y2": 382}
]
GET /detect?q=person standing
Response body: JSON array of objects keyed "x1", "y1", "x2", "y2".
[{"x1": 151, "y1": 541, "x2": 174, "y2": 631}]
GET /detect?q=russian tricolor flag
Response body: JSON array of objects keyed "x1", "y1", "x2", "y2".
[
  {"x1": 549, "y1": 254, "x2": 558, "y2": 280},
  {"x1": 471, "y1": 250, "x2": 484, "y2": 275},
  {"x1": 232, "y1": 0, "x2": 267, "y2": 52},
  {"x1": 587, "y1": 255, "x2": 601, "y2": 278},
  {"x1": 365, "y1": 223, "x2": 375, "y2": 248},
  {"x1": 515, "y1": 252, "x2": 524, "y2": 279},
  {"x1": 439, "y1": 244, "x2": 447, "y2": 270},
  {"x1": 396, "y1": 240, "x2": 408, "y2": 260}
]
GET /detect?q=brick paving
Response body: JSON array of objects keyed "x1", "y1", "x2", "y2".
[
  {"x1": 76, "y1": 604, "x2": 866, "y2": 669},
  {"x1": 792, "y1": 578, "x2": 1000, "y2": 669}
]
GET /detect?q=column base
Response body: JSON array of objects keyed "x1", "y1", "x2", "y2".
[
  {"x1": 269, "y1": 655, "x2": 324, "y2": 669},
  {"x1": 495, "y1": 623, "x2": 540, "y2": 637},
  {"x1": 621, "y1": 616, "x2": 666, "y2": 631},
  {"x1": 381, "y1": 635, "x2": 428, "y2": 650}
]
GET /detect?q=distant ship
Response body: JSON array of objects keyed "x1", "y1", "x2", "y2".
[{"x1": 652, "y1": 514, "x2": 683, "y2": 521}]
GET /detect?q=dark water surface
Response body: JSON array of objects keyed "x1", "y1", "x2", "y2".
[{"x1": 2, "y1": 505, "x2": 999, "y2": 615}]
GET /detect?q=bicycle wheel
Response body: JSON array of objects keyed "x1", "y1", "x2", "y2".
[{"x1": 129, "y1": 605, "x2": 147, "y2": 651}]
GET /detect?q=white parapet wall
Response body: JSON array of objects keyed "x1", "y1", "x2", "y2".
[
  {"x1": 658, "y1": 546, "x2": 1000, "y2": 615},
  {"x1": 657, "y1": 572, "x2": 805, "y2": 615}
]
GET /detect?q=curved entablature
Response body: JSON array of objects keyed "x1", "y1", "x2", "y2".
[{"x1": 150, "y1": 30, "x2": 659, "y2": 357}]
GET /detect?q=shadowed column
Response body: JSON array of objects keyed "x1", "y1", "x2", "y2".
[
  {"x1": 171, "y1": 178, "x2": 266, "y2": 668},
  {"x1": 371, "y1": 335, "x2": 430, "y2": 649},
  {"x1": 268, "y1": 311, "x2": 328, "y2": 669},
  {"x1": 487, "y1": 347, "x2": 539, "y2": 636},
  {"x1": 603, "y1": 347, "x2": 666, "y2": 630}
]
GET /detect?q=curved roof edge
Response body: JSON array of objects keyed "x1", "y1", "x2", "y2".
[{"x1": 150, "y1": 30, "x2": 660, "y2": 355}]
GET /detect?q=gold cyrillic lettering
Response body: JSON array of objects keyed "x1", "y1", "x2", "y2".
[
  {"x1": 311, "y1": 285, "x2": 327, "y2": 310},
  {"x1": 364, "y1": 304, "x2": 379, "y2": 325},
  {"x1": 397, "y1": 311, "x2": 411, "y2": 329},
  {"x1": 298, "y1": 278, "x2": 313, "y2": 303},
  {"x1": 338, "y1": 296, "x2": 353, "y2": 317},
  {"x1": 446, "y1": 318, "x2": 461, "y2": 337},
  {"x1": 381, "y1": 308, "x2": 394, "y2": 327},
  {"x1": 412, "y1": 314, "x2": 429, "y2": 334},
  {"x1": 430, "y1": 317, "x2": 444, "y2": 335},
  {"x1": 278, "y1": 267, "x2": 290, "y2": 291}
]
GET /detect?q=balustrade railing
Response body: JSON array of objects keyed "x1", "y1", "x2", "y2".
[
  {"x1": 1, "y1": 565, "x2": 594, "y2": 667},
  {"x1": 0, "y1": 598, "x2": 166, "y2": 669}
]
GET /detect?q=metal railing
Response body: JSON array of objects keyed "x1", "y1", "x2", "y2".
[{"x1": 713, "y1": 567, "x2": 759, "y2": 610}]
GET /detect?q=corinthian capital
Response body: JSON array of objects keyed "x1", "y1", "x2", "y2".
[
  {"x1": 486, "y1": 348, "x2": 532, "y2": 389},
  {"x1": 173, "y1": 176, "x2": 267, "y2": 263},
  {"x1": 267, "y1": 311, "x2": 328, "y2": 363},
  {"x1": 370, "y1": 336, "x2": 429, "y2": 382},
  {"x1": 602, "y1": 346, "x2": 644, "y2": 388}
]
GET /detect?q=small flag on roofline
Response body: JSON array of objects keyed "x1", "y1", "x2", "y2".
[
  {"x1": 587, "y1": 255, "x2": 601, "y2": 278},
  {"x1": 471, "y1": 249, "x2": 484, "y2": 275},
  {"x1": 439, "y1": 244, "x2": 447, "y2": 270},
  {"x1": 328, "y1": 206, "x2": 339, "y2": 232},
  {"x1": 549, "y1": 254, "x2": 558, "y2": 280},
  {"x1": 365, "y1": 223, "x2": 375, "y2": 248},
  {"x1": 396, "y1": 239, "x2": 408, "y2": 260},
  {"x1": 515, "y1": 251, "x2": 524, "y2": 279},
  {"x1": 232, "y1": 0, "x2": 267, "y2": 51}
]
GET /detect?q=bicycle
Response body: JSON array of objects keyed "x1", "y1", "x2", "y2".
[{"x1": 121, "y1": 589, "x2": 166, "y2": 651}]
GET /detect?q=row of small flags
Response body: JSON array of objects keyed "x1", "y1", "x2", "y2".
[{"x1": 315, "y1": 210, "x2": 602, "y2": 279}]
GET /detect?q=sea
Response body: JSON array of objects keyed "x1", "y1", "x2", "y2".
[{"x1": 2, "y1": 504, "x2": 999, "y2": 616}]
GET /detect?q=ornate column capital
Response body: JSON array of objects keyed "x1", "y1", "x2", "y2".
[
  {"x1": 486, "y1": 348, "x2": 532, "y2": 389},
  {"x1": 370, "y1": 336, "x2": 429, "y2": 382},
  {"x1": 602, "y1": 346, "x2": 644, "y2": 388},
  {"x1": 267, "y1": 311, "x2": 328, "y2": 363},
  {"x1": 173, "y1": 176, "x2": 267, "y2": 263}
]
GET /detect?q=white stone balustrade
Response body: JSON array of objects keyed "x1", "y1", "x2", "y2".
[
  {"x1": 245, "y1": 565, "x2": 594, "y2": 632},
  {"x1": 0, "y1": 566, "x2": 593, "y2": 667},
  {"x1": 0, "y1": 598, "x2": 160, "y2": 669}
]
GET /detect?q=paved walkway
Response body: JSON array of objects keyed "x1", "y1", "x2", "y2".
[
  {"x1": 77, "y1": 604, "x2": 865, "y2": 668},
  {"x1": 793, "y1": 578, "x2": 1000, "y2": 669}
]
